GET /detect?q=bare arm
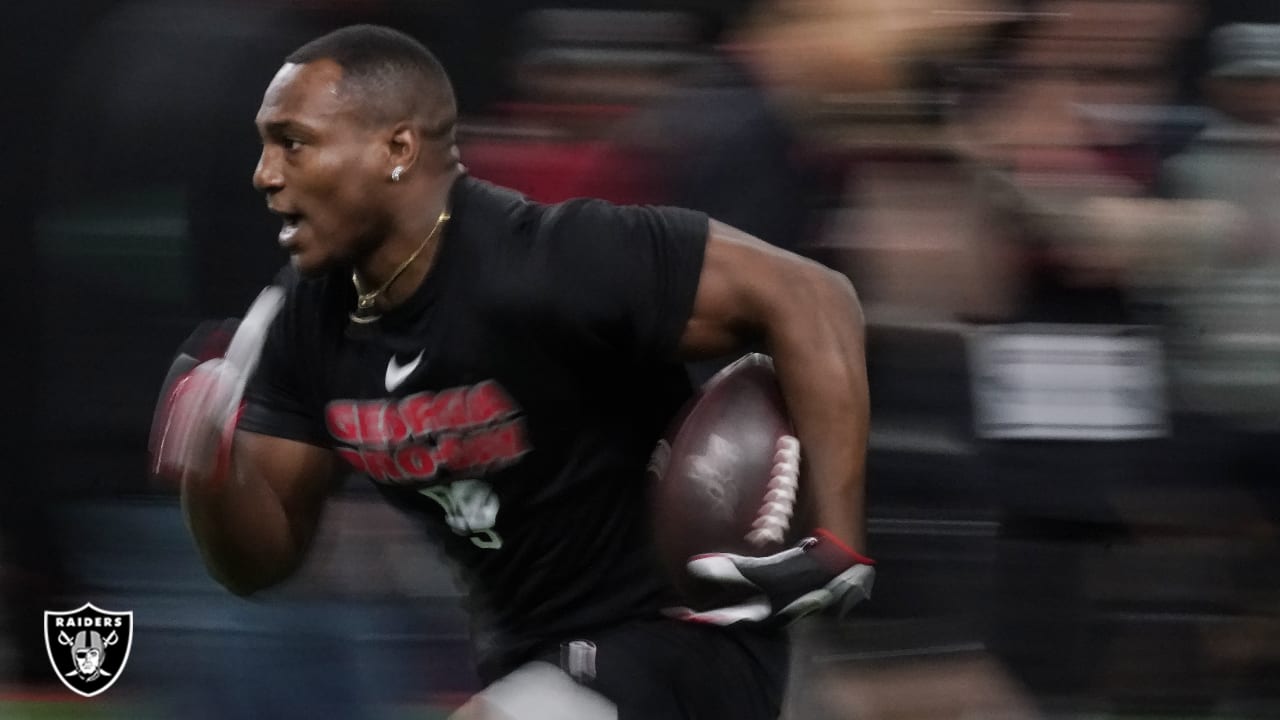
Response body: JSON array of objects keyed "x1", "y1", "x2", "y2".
[
  {"x1": 679, "y1": 220, "x2": 869, "y2": 552},
  {"x1": 181, "y1": 430, "x2": 336, "y2": 595}
]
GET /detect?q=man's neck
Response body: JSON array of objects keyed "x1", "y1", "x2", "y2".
[{"x1": 355, "y1": 168, "x2": 461, "y2": 310}]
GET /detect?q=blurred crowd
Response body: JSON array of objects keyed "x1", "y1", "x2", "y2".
[{"x1": 3, "y1": 0, "x2": 1280, "y2": 717}]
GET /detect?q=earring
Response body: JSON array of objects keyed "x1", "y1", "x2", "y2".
[{"x1": 391, "y1": 166, "x2": 404, "y2": 182}]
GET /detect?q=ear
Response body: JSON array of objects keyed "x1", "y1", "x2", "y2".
[{"x1": 386, "y1": 121, "x2": 420, "y2": 178}]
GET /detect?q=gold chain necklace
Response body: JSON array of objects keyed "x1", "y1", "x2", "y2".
[{"x1": 350, "y1": 208, "x2": 451, "y2": 324}]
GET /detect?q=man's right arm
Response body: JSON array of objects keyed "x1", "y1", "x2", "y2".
[
  {"x1": 181, "y1": 430, "x2": 336, "y2": 596},
  {"x1": 156, "y1": 280, "x2": 335, "y2": 596}
]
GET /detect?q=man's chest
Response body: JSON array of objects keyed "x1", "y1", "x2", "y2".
[{"x1": 318, "y1": 324, "x2": 542, "y2": 488}]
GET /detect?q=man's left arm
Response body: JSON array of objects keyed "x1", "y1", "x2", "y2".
[
  {"x1": 679, "y1": 219, "x2": 868, "y2": 551},
  {"x1": 674, "y1": 219, "x2": 874, "y2": 622}
]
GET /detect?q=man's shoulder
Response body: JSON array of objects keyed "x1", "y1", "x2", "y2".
[
  {"x1": 460, "y1": 175, "x2": 626, "y2": 242},
  {"x1": 457, "y1": 175, "x2": 541, "y2": 230},
  {"x1": 540, "y1": 196, "x2": 621, "y2": 227},
  {"x1": 458, "y1": 176, "x2": 705, "y2": 251}
]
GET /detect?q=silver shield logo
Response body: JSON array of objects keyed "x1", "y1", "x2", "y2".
[{"x1": 44, "y1": 603, "x2": 134, "y2": 697}]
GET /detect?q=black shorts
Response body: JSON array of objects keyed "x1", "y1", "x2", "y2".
[{"x1": 526, "y1": 618, "x2": 789, "y2": 720}]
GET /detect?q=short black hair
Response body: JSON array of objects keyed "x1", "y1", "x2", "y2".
[{"x1": 286, "y1": 24, "x2": 456, "y2": 139}]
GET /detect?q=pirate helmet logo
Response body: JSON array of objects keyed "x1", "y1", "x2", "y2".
[{"x1": 44, "y1": 603, "x2": 133, "y2": 697}]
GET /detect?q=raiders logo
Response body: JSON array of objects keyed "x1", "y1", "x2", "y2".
[{"x1": 44, "y1": 603, "x2": 134, "y2": 697}]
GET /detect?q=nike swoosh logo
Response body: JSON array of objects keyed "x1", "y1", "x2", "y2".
[{"x1": 385, "y1": 350, "x2": 424, "y2": 392}]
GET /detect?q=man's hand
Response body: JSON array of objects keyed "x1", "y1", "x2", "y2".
[
  {"x1": 150, "y1": 287, "x2": 284, "y2": 484},
  {"x1": 148, "y1": 318, "x2": 235, "y2": 475},
  {"x1": 668, "y1": 530, "x2": 875, "y2": 626}
]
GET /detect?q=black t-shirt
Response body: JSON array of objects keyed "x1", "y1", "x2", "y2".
[{"x1": 239, "y1": 175, "x2": 708, "y2": 680}]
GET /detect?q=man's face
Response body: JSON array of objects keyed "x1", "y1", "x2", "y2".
[
  {"x1": 253, "y1": 60, "x2": 391, "y2": 276},
  {"x1": 75, "y1": 647, "x2": 101, "y2": 675}
]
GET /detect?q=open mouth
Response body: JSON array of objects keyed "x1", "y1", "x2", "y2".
[{"x1": 277, "y1": 213, "x2": 303, "y2": 247}]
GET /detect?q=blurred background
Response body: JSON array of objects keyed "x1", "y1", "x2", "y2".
[{"x1": 3, "y1": 0, "x2": 1280, "y2": 717}]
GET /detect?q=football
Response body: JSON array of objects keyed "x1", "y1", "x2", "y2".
[{"x1": 648, "y1": 353, "x2": 804, "y2": 603}]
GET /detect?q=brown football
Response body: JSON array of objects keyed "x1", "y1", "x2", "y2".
[{"x1": 648, "y1": 353, "x2": 803, "y2": 604}]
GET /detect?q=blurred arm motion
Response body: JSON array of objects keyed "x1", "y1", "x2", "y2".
[{"x1": 152, "y1": 290, "x2": 336, "y2": 596}]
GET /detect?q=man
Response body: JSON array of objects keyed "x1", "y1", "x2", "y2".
[
  {"x1": 1156, "y1": 23, "x2": 1280, "y2": 519},
  {"x1": 154, "y1": 25, "x2": 872, "y2": 719},
  {"x1": 1159, "y1": 22, "x2": 1280, "y2": 424}
]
